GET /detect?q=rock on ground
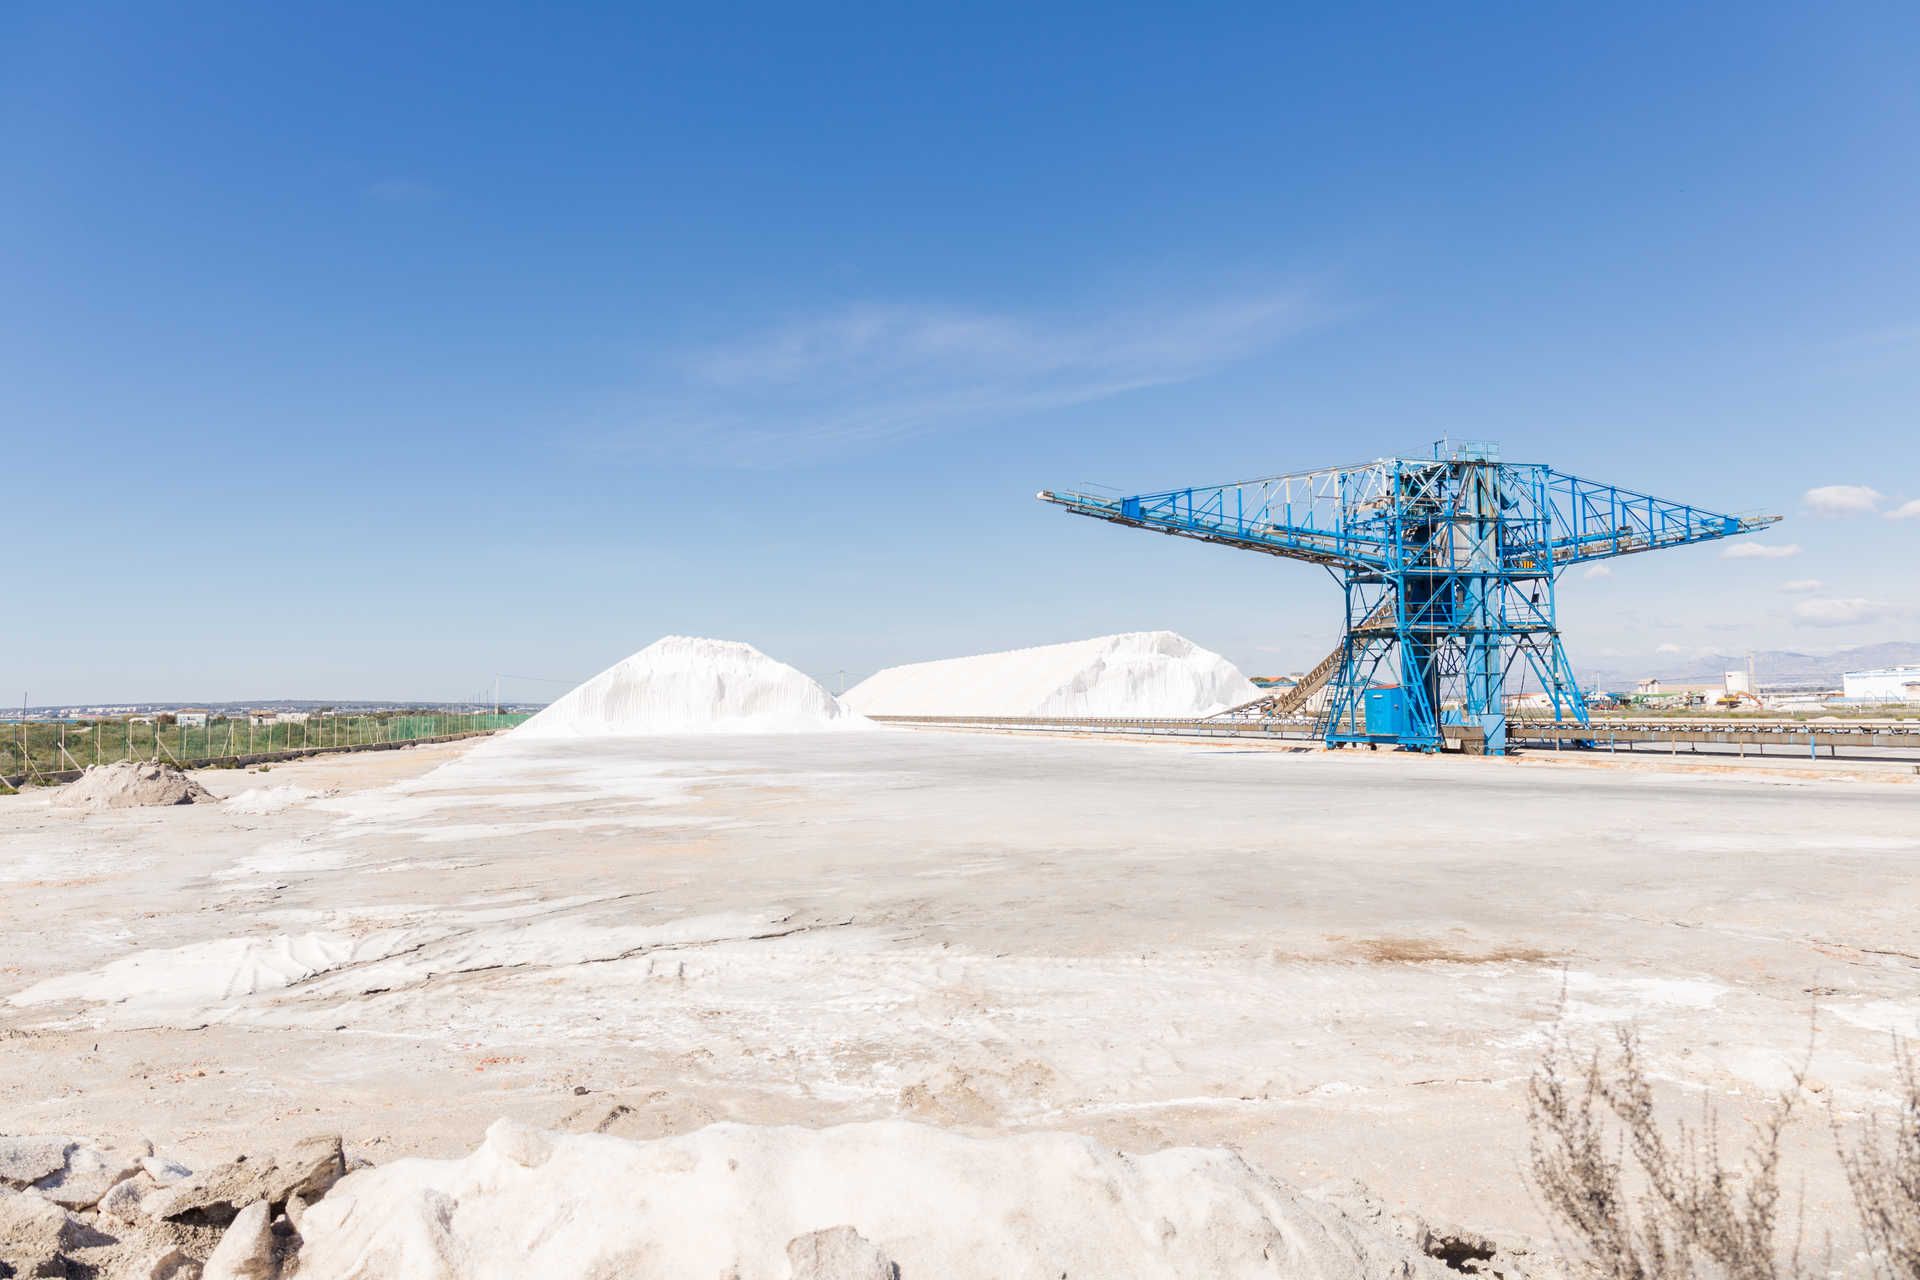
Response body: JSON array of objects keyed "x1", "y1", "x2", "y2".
[
  {"x1": 31, "y1": 1144, "x2": 144, "y2": 1211},
  {"x1": 149, "y1": 1135, "x2": 343, "y2": 1227},
  {"x1": 124, "y1": 1245, "x2": 206, "y2": 1279},
  {"x1": 0, "y1": 1189, "x2": 93, "y2": 1277},
  {"x1": 0, "y1": 1137, "x2": 83, "y2": 1189},
  {"x1": 786, "y1": 1226, "x2": 897, "y2": 1280},
  {"x1": 201, "y1": 1200, "x2": 276, "y2": 1280}
]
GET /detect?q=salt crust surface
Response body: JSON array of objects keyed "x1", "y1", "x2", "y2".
[
  {"x1": 843, "y1": 630, "x2": 1260, "y2": 718},
  {"x1": 512, "y1": 636, "x2": 869, "y2": 738},
  {"x1": 293, "y1": 1118, "x2": 1433, "y2": 1279},
  {"x1": 8, "y1": 930, "x2": 432, "y2": 1009},
  {"x1": 4, "y1": 907, "x2": 814, "y2": 1025},
  {"x1": 222, "y1": 784, "x2": 322, "y2": 815}
]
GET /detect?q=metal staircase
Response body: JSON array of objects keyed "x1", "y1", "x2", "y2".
[{"x1": 1209, "y1": 601, "x2": 1395, "y2": 721}]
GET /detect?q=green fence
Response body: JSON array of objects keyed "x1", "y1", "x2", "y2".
[{"x1": 1, "y1": 711, "x2": 532, "y2": 788}]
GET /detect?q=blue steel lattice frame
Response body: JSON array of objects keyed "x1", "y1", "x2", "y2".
[{"x1": 1038, "y1": 443, "x2": 1779, "y2": 755}]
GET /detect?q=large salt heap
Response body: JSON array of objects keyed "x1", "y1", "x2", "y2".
[
  {"x1": 513, "y1": 636, "x2": 868, "y2": 738},
  {"x1": 843, "y1": 630, "x2": 1260, "y2": 719},
  {"x1": 290, "y1": 1118, "x2": 1436, "y2": 1279}
]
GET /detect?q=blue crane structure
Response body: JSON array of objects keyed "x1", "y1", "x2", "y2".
[{"x1": 1038, "y1": 441, "x2": 1780, "y2": 755}]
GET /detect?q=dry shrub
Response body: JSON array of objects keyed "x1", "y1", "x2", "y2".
[
  {"x1": 1530, "y1": 1026, "x2": 1920, "y2": 1280},
  {"x1": 1527, "y1": 1025, "x2": 1803, "y2": 1279},
  {"x1": 1840, "y1": 1041, "x2": 1920, "y2": 1278}
]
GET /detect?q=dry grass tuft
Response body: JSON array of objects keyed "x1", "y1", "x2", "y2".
[
  {"x1": 1529, "y1": 1024, "x2": 1920, "y2": 1279},
  {"x1": 1345, "y1": 935, "x2": 1556, "y2": 965},
  {"x1": 1840, "y1": 1041, "x2": 1920, "y2": 1278},
  {"x1": 1528, "y1": 1023, "x2": 1803, "y2": 1279}
]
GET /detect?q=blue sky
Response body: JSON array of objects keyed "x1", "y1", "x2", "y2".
[{"x1": 4, "y1": 3, "x2": 1916, "y2": 703}]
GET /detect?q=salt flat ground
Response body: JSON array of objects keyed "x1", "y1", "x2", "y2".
[{"x1": 1, "y1": 730, "x2": 1915, "y2": 1243}]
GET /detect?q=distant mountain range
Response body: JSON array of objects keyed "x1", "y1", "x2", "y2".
[{"x1": 1581, "y1": 641, "x2": 1920, "y2": 691}]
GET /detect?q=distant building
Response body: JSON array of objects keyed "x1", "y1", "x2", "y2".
[
  {"x1": 1636, "y1": 678, "x2": 1661, "y2": 695},
  {"x1": 1842, "y1": 666, "x2": 1920, "y2": 702}
]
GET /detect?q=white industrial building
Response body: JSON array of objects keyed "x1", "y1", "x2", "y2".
[{"x1": 1842, "y1": 666, "x2": 1920, "y2": 702}]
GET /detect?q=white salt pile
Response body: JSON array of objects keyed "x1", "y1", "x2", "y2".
[
  {"x1": 53, "y1": 761, "x2": 212, "y2": 810},
  {"x1": 513, "y1": 637, "x2": 869, "y2": 739},
  {"x1": 221, "y1": 783, "x2": 322, "y2": 815},
  {"x1": 843, "y1": 630, "x2": 1260, "y2": 718},
  {"x1": 291, "y1": 1118, "x2": 1434, "y2": 1279}
]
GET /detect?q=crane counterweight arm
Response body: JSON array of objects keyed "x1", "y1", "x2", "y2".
[
  {"x1": 1037, "y1": 472, "x2": 1393, "y2": 572},
  {"x1": 1538, "y1": 469, "x2": 1781, "y2": 565}
]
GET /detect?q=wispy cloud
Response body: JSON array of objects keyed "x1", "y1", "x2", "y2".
[
  {"x1": 1792, "y1": 596, "x2": 1897, "y2": 627},
  {"x1": 1886, "y1": 498, "x2": 1920, "y2": 521},
  {"x1": 1833, "y1": 323, "x2": 1920, "y2": 352},
  {"x1": 365, "y1": 176, "x2": 440, "y2": 207},
  {"x1": 1721, "y1": 542, "x2": 1801, "y2": 559},
  {"x1": 1802, "y1": 484, "x2": 1884, "y2": 516},
  {"x1": 590, "y1": 291, "x2": 1325, "y2": 465},
  {"x1": 1779, "y1": 578, "x2": 1824, "y2": 593},
  {"x1": 1582, "y1": 564, "x2": 1612, "y2": 580}
]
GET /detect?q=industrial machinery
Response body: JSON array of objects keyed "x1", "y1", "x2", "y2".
[{"x1": 1039, "y1": 441, "x2": 1779, "y2": 755}]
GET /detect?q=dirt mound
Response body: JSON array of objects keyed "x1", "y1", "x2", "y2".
[{"x1": 54, "y1": 761, "x2": 212, "y2": 810}]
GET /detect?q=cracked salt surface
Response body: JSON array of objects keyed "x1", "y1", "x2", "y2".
[
  {"x1": 5, "y1": 695, "x2": 1918, "y2": 1251},
  {"x1": 9, "y1": 930, "x2": 439, "y2": 1010}
]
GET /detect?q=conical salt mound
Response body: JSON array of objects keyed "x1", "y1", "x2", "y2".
[
  {"x1": 513, "y1": 637, "x2": 869, "y2": 738},
  {"x1": 843, "y1": 631, "x2": 1260, "y2": 719}
]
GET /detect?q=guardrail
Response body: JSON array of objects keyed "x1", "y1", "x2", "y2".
[
  {"x1": 1507, "y1": 721, "x2": 1920, "y2": 760},
  {"x1": 0, "y1": 728, "x2": 508, "y2": 792},
  {"x1": 873, "y1": 715, "x2": 1920, "y2": 763},
  {"x1": 1512, "y1": 716, "x2": 1920, "y2": 735}
]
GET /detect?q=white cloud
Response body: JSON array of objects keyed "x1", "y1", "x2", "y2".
[
  {"x1": 1655, "y1": 642, "x2": 1688, "y2": 655},
  {"x1": 1720, "y1": 542, "x2": 1801, "y2": 559},
  {"x1": 592, "y1": 291, "x2": 1326, "y2": 464},
  {"x1": 1792, "y1": 597, "x2": 1896, "y2": 627},
  {"x1": 1582, "y1": 565, "x2": 1612, "y2": 580},
  {"x1": 1886, "y1": 498, "x2": 1920, "y2": 521},
  {"x1": 1802, "y1": 484, "x2": 1884, "y2": 516},
  {"x1": 1779, "y1": 578, "x2": 1824, "y2": 593}
]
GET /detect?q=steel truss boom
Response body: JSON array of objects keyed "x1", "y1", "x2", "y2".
[{"x1": 1039, "y1": 442, "x2": 1780, "y2": 756}]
